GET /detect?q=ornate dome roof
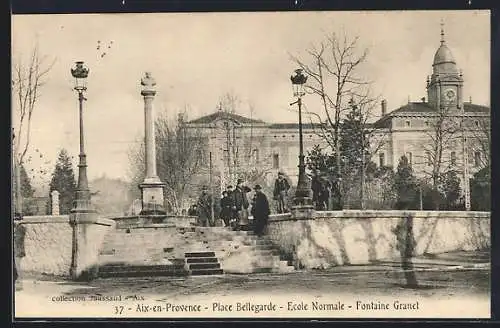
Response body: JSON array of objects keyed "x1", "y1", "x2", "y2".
[
  {"x1": 433, "y1": 23, "x2": 456, "y2": 66},
  {"x1": 433, "y1": 43, "x2": 456, "y2": 66}
]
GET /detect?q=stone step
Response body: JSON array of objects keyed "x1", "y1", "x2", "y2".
[
  {"x1": 185, "y1": 251, "x2": 216, "y2": 258},
  {"x1": 99, "y1": 264, "x2": 185, "y2": 273},
  {"x1": 188, "y1": 263, "x2": 221, "y2": 270},
  {"x1": 186, "y1": 257, "x2": 219, "y2": 264},
  {"x1": 280, "y1": 260, "x2": 295, "y2": 269},
  {"x1": 190, "y1": 268, "x2": 224, "y2": 276},
  {"x1": 254, "y1": 239, "x2": 274, "y2": 246},
  {"x1": 101, "y1": 246, "x2": 178, "y2": 252},
  {"x1": 250, "y1": 267, "x2": 274, "y2": 274},
  {"x1": 99, "y1": 268, "x2": 189, "y2": 278},
  {"x1": 98, "y1": 263, "x2": 188, "y2": 278},
  {"x1": 241, "y1": 245, "x2": 278, "y2": 252},
  {"x1": 252, "y1": 249, "x2": 280, "y2": 256}
]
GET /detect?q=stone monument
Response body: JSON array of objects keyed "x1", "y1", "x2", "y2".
[
  {"x1": 139, "y1": 72, "x2": 166, "y2": 215},
  {"x1": 51, "y1": 190, "x2": 60, "y2": 216}
]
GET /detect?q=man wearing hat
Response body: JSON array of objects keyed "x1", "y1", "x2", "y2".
[
  {"x1": 220, "y1": 189, "x2": 234, "y2": 227},
  {"x1": 251, "y1": 184, "x2": 270, "y2": 237},
  {"x1": 232, "y1": 179, "x2": 251, "y2": 230},
  {"x1": 273, "y1": 172, "x2": 290, "y2": 214},
  {"x1": 196, "y1": 185, "x2": 213, "y2": 227}
]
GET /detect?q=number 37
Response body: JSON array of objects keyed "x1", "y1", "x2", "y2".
[{"x1": 114, "y1": 306, "x2": 124, "y2": 314}]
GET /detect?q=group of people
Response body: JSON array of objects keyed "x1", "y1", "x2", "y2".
[
  {"x1": 186, "y1": 171, "x2": 341, "y2": 236},
  {"x1": 189, "y1": 178, "x2": 271, "y2": 236},
  {"x1": 311, "y1": 174, "x2": 342, "y2": 210}
]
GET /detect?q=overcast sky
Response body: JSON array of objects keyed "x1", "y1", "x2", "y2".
[{"x1": 11, "y1": 10, "x2": 490, "y2": 193}]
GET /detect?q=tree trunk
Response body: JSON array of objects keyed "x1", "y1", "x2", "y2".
[
  {"x1": 360, "y1": 152, "x2": 365, "y2": 210},
  {"x1": 335, "y1": 123, "x2": 342, "y2": 209}
]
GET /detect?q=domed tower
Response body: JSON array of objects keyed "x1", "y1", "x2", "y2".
[{"x1": 426, "y1": 22, "x2": 464, "y2": 110}]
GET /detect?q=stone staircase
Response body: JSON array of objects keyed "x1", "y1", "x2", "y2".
[
  {"x1": 185, "y1": 251, "x2": 223, "y2": 276},
  {"x1": 97, "y1": 224, "x2": 294, "y2": 278}
]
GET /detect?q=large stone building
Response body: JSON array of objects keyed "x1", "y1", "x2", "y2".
[
  {"x1": 183, "y1": 26, "x2": 490, "y2": 199},
  {"x1": 372, "y1": 27, "x2": 490, "y2": 189},
  {"x1": 184, "y1": 109, "x2": 323, "y2": 191}
]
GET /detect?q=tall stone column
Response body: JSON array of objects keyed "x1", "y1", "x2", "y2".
[{"x1": 139, "y1": 72, "x2": 166, "y2": 215}]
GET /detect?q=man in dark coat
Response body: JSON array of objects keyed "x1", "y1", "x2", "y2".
[
  {"x1": 187, "y1": 204, "x2": 198, "y2": 216},
  {"x1": 251, "y1": 185, "x2": 270, "y2": 237},
  {"x1": 232, "y1": 179, "x2": 250, "y2": 230},
  {"x1": 196, "y1": 185, "x2": 213, "y2": 227},
  {"x1": 318, "y1": 179, "x2": 331, "y2": 211},
  {"x1": 273, "y1": 172, "x2": 290, "y2": 213},
  {"x1": 220, "y1": 190, "x2": 234, "y2": 227},
  {"x1": 311, "y1": 173, "x2": 322, "y2": 210}
]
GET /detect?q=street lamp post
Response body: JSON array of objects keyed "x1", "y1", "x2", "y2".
[
  {"x1": 70, "y1": 61, "x2": 94, "y2": 213},
  {"x1": 69, "y1": 61, "x2": 98, "y2": 280},
  {"x1": 290, "y1": 69, "x2": 313, "y2": 208}
]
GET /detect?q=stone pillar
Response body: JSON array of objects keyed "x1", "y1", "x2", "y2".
[
  {"x1": 69, "y1": 215, "x2": 115, "y2": 281},
  {"x1": 51, "y1": 190, "x2": 60, "y2": 216},
  {"x1": 139, "y1": 72, "x2": 166, "y2": 215}
]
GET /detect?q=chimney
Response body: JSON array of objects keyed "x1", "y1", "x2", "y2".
[{"x1": 381, "y1": 99, "x2": 387, "y2": 116}]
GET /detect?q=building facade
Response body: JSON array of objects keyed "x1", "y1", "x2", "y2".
[
  {"x1": 183, "y1": 27, "x2": 490, "y2": 200},
  {"x1": 183, "y1": 110, "x2": 323, "y2": 191},
  {"x1": 372, "y1": 27, "x2": 490, "y2": 192}
]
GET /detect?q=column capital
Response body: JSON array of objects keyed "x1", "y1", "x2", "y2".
[
  {"x1": 141, "y1": 72, "x2": 156, "y2": 96},
  {"x1": 141, "y1": 90, "x2": 157, "y2": 97}
]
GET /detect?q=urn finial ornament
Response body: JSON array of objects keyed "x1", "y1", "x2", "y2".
[{"x1": 141, "y1": 72, "x2": 156, "y2": 95}]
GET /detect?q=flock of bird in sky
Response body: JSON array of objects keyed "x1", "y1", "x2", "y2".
[{"x1": 96, "y1": 40, "x2": 114, "y2": 58}]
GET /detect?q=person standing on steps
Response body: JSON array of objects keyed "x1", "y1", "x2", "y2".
[
  {"x1": 187, "y1": 204, "x2": 198, "y2": 216},
  {"x1": 273, "y1": 172, "x2": 290, "y2": 213},
  {"x1": 251, "y1": 185, "x2": 270, "y2": 237},
  {"x1": 220, "y1": 190, "x2": 233, "y2": 227},
  {"x1": 196, "y1": 185, "x2": 213, "y2": 227},
  {"x1": 232, "y1": 179, "x2": 250, "y2": 231}
]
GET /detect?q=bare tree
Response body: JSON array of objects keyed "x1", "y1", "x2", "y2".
[
  {"x1": 128, "y1": 110, "x2": 205, "y2": 214},
  {"x1": 12, "y1": 44, "x2": 56, "y2": 215},
  {"x1": 469, "y1": 115, "x2": 490, "y2": 169},
  {"x1": 219, "y1": 90, "x2": 242, "y2": 114},
  {"x1": 290, "y1": 31, "x2": 373, "y2": 207},
  {"x1": 350, "y1": 93, "x2": 389, "y2": 209},
  {"x1": 414, "y1": 103, "x2": 462, "y2": 209}
]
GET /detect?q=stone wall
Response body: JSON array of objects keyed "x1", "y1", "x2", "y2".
[
  {"x1": 267, "y1": 210, "x2": 490, "y2": 269},
  {"x1": 15, "y1": 215, "x2": 116, "y2": 277},
  {"x1": 15, "y1": 216, "x2": 72, "y2": 276}
]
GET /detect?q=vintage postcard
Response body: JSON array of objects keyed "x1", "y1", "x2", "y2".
[{"x1": 12, "y1": 10, "x2": 490, "y2": 320}]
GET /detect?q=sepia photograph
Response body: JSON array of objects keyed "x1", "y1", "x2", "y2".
[{"x1": 12, "y1": 10, "x2": 490, "y2": 319}]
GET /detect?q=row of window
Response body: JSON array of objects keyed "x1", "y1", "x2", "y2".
[
  {"x1": 208, "y1": 148, "x2": 484, "y2": 170},
  {"x1": 378, "y1": 151, "x2": 483, "y2": 167},
  {"x1": 273, "y1": 135, "x2": 315, "y2": 138},
  {"x1": 403, "y1": 120, "x2": 481, "y2": 128}
]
